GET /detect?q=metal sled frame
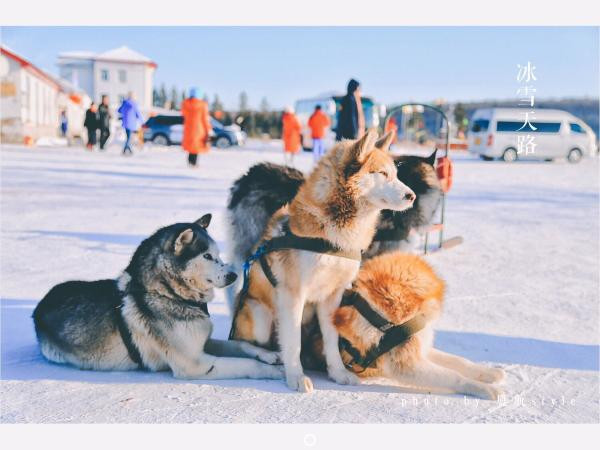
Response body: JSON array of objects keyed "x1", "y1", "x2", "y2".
[{"x1": 383, "y1": 103, "x2": 450, "y2": 254}]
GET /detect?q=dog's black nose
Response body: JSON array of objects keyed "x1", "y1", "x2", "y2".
[
  {"x1": 405, "y1": 192, "x2": 416, "y2": 202},
  {"x1": 225, "y1": 272, "x2": 238, "y2": 285}
]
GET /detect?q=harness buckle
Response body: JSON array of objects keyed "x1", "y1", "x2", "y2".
[{"x1": 380, "y1": 323, "x2": 395, "y2": 332}]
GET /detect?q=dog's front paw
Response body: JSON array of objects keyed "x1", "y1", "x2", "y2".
[
  {"x1": 328, "y1": 367, "x2": 360, "y2": 385},
  {"x1": 286, "y1": 373, "x2": 314, "y2": 393},
  {"x1": 255, "y1": 349, "x2": 281, "y2": 365},
  {"x1": 478, "y1": 367, "x2": 506, "y2": 384}
]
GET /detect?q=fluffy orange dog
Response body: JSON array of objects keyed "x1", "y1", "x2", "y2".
[{"x1": 303, "y1": 251, "x2": 505, "y2": 399}]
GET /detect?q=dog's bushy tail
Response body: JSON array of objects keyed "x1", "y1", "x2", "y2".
[{"x1": 225, "y1": 162, "x2": 305, "y2": 312}]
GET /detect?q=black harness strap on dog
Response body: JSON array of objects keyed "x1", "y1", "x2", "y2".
[
  {"x1": 341, "y1": 291, "x2": 396, "y2": 331},
  {"x1": 259, "y1": 233, "x2": 361, "y2": 284},
  {"x1": 337, "y1": 292, "x2": 427, "y2": 372},
  {"x1": 259, "y1": 254, "x2": 278, "y2": 288},
  {"x1": 114, "y1": 303, "x2": 146, "y2": 370},
  {"x1": 228, "y1": 231, "x2": 362, "y2": 340}
]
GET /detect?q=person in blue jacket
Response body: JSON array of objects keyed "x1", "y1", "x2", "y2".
[
  {"x1": 60, "y1": 110, "x2": 68, "y2": 138},
  {"x1": 117, "y1": 92, "x2": 143, "y2": 155}
]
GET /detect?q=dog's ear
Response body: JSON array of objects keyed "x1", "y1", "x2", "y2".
[
  {"x1": 426, "y1": 148, "x2": 438, "y2": 166},
  {"x1": 374, "y1": 130, "x2": 394, "y2": 152},
  {"x1": 195, "y1": 214, "x2": 212, "y2": 229},
  {"x1": 174, "y1": 228, "x2": 194, "y2": 255},
  {"x1": 348, "y1": 129, "x2": 378, "y2": 163}
]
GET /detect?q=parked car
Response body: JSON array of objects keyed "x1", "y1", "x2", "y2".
[
  {"x1": 142, "y1": 115, "x2": 245, "y2": 148},
  {"x1": 468, "y1": 108, "x2": 597, "y2": 163}
]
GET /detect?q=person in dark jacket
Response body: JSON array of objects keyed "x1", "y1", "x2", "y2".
[
  {"x1": 98, "y1": 95, "x2": 111, "y2": 150},
  {"x1": 335, "y1": 78, "x2": 365, "y2": 141},
  {"x1": 83, "y1": 103, "x2": 98, "y2": 150}
]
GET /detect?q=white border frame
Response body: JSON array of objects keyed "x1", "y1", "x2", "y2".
[{"x1": 1, "y1": 0, "x2": 599, "y2": 25}]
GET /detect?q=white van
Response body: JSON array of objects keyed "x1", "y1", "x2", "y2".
[
  {"x1": 468, "y1": 108, "x2": 597, "y2": 163},
  {"x1": 294, "y1": 94, "x2": 385, "y2": 151}
]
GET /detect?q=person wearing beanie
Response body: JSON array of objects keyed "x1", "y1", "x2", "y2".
[
  {"x1": 307, "y1": 104, "x2": 331, "y2": 163},
  {"x1": 181, "y1": 87, "x2": 212, "y2": 167},
  {"x1": 117, "y1": 92, "x2": 143, "y2": 155}
]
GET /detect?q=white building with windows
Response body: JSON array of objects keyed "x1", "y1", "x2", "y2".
[
  {"x1": 57, "y1": 46, "x2": 157, "y2": 111},
  {"x1": 1, "y1": 45, "x2": 90, "y2": 144}
]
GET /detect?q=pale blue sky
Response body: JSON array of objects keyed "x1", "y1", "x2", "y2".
[{"x1": 2, "y1": 27, "x2": 598, "y2": 109}]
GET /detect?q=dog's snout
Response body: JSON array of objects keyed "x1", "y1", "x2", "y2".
[
  {"x1": 405, "y1": 191, "x2": 416, "y2": 202},
  {"x1": 225, "y1": 272, "x2": 238, "y2": 285}
]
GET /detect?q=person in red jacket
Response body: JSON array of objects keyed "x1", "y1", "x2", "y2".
[
  {"x1": 181, "y1": 87, "x2": 212, "y2": 167},
  {"x1": 385, "y1": 115, "x2": 399, "y2": 145},
  {"x1": 307, "y1": 104, "x2": 331, "y2": 163},
  {"x1": 282, "y1": 106, "x2": 301, "y2": 166}
]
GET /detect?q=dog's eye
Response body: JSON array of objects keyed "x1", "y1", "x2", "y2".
[
  {"x1": 378, "y1": 171, "x2": 388, "y2": 178},
  {"x1": 203, "y1": 253, "x2": 213, "y2": 261}
]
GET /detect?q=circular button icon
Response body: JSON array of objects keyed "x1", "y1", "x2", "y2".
[{"x1": 304, "y1": 433, "x2": 317, "y2": 447}]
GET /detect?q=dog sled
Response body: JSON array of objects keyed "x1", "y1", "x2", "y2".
[{"x1": 384, "y1": 103, "x2": 463, "y2": 254}]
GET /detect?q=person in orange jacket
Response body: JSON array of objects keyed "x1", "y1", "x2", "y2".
[
  {"x1": 181, "y1": 87, "x2": 212, "y2": 167},
  {"x1": 307, "y1": 104, "x2": 331, "y2": 163},
  {"x1": 282, "y1": 106, "x2": 301, "y2": 166},
  {"x1": 385, "y1": 115, "x2": 399, "y2": 145}
]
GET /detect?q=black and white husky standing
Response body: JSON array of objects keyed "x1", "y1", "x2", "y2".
[{"x1": 33, "y1": 214, "x2": 282, "y2": 380}]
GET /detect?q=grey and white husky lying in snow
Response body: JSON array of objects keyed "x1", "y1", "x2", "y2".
[{"x1": 33, "y1": 214, "x2": 282, "y2": 380}]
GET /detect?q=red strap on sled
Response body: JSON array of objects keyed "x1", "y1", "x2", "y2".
[
  {"x1": 436, "y1": 156, "x2": 453, "y2": 193},
  {"x1": 425, "y1": 223, "x2": 443, "y2": 233}
]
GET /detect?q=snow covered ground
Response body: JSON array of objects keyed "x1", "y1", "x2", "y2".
[{"x1": 1, "y1": 140, "x2": 598, "y2": 423}]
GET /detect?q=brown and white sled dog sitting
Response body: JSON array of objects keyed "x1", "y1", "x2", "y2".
[
  {"x1": 230, "y1": 130, "x2": 416, "y2": 392},
  {"x1": 33, "y1": 215, "x2": 282, "y2": 381},
  {"x1": 304, "y1": 252, "x2": 505, "y2": 400}
]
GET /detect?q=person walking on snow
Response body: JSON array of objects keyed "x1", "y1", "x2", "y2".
[
  {"x1": 181, "y1": 87, "x2": 212, "y2": 167},
  {"x1": 117, "y1": 92, "x2": 143, "y2": 155},
  {"x1": 98, "y1": 95, "x2": 111, "y2": 150},
  {"x1": 83, "y1": 102, "x2": 98, "y2": 150},
  {"x1": 282, "y1": 106, "x2": 301, "y2": 166},
  {"x1": 60, "y1": 110, "x2": 68, "y2": 138},
  {"x1": 335, "y1": 78, "x2": 365, "y2": 141},
  {"x1": 308, "y1": 104, "x2": 330, "y2": 163}
]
